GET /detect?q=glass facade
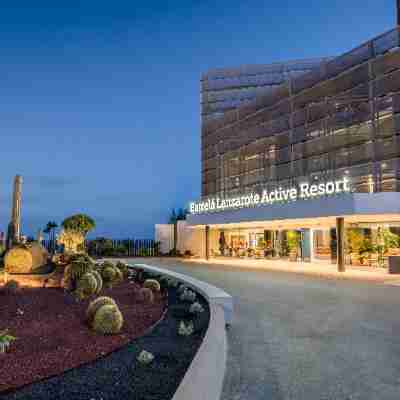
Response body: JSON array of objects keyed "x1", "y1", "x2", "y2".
[
  {"x1": 208, "y1": 224, "x2": 400, "y2": 268},
  {"x1": 201, "y1": 28, "x2": 400, "y2": 200},
  {"x1": 201, "y1": 59, "x2": 329, "y2": 122}
]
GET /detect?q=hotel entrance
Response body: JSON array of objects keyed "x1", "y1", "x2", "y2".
[
  {"x1": 215, "y1": 228, "x2": 306, "y2": 262},
  {"x1": 207, "y1": 220, "x2": 400, "y2": 269},
  {"x1": 187, "y1": 192, "x2": 400, "y2": 272}
]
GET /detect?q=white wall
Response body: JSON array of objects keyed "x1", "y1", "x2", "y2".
[
  {"x1": 155, "y1": 221, "x2": 205, "y2": 257},
  {"x1": 177, "y1": 220, "x2": 205, "y2": 257},
  {"x1": 155, "y1": 224, "x2": 174, "y2": 255}
]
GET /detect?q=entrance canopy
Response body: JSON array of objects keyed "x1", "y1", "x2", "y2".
[{"x1": 186, "y1": 192, "x2": 400, "y2": 229}]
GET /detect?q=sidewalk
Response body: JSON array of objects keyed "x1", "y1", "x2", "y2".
[{"x1": 184, "y1": 257, "x2": 400, "y2": 285}]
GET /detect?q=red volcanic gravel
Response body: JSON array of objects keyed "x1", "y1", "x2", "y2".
[{"x1": 0, "y1": 281, "x2": 166, "y2": 393}]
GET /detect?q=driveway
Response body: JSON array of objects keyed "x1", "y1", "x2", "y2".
[{"x1": 124, "y1": 258, "x2": 400, "y2": 400}]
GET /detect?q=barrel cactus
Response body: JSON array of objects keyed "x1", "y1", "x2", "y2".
[
  {"x1": 101, "y1": 265, "x2": 117, "y2": 288},
  {"x1": 113, "y1": 267, "x2": 124, "y2": 285},
  {"x1": 92, "y1": 304, "x2": 124, "y2": 335},
  {"x1": 70, "y1": 258, "x2": 93, "y2": 285},
  {"x1": 86, "y1": 296, "x2": 117, "y2": 325},
  {"x1": 4, "y1": 245, "x2": 43, "y2": 274},
  {"x1": 61, "y1": 264, "x2": 73, "y2": 290},
  {"x1": 143, "y1": 279, "x2": 161, "y2": 292},
  {"x1": 76, "y1": 272, "x2": 97, "y2": 299},
  {"x1": 116, "y1": 261, "x2": 129, "y2": 279},
  {"x1": 91, "y1": 270, "x2": 103, "y2": 294}
]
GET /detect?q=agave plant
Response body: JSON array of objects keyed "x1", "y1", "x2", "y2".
[{"x1": 0, "y1": 329, "x2": 16, "y2": 354}]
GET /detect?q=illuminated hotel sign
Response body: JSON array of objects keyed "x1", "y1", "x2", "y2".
[{"x1": 190, "y1": 177, "x2": 351, "y2": 215}]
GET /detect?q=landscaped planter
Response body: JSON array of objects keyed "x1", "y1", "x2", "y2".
[
  {"x1": 0, "y1": 263, "x2": 211, "y2": 400},
  {"x1": 0, "y1": 279, "x2": 166, "y2": 394}
]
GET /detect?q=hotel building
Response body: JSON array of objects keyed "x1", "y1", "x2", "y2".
[
  {"x1": 183, "y1": 27, "x2": 400, "y2": 271},
  {"x1": 201, "y1": 59, "x2": 329, "y2": 122}
]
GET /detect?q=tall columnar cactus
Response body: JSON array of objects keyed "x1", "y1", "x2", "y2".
[
  {"x1": 92, "y1": 304, "x2": 124, "y2": 335},
  {"x1": 86, "y1": 296, "x2": 117, "y2": 325}
]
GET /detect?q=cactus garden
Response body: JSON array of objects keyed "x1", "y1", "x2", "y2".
[
  {"x1": 0, "y1": 183, "x2": 211, "y2": 399},
  {"x1": 0, "y1": 262, "x2": 166, "y2": 393},
  {"x1": 0, "y1": 261, "x2": 210, "y2": 400}
]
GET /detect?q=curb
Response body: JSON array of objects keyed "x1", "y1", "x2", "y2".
[
  {"x1": 129, "y1": 262, "x2": 232, "y2": 400},
  {"x1": 134, "y1": 263, "x2": 234, "y2": 325}
]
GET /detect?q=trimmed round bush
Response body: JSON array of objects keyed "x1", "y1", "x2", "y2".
[
  {"x1": 86, "y1": 296, "x2": 117, "y2": 325},
  {"x1": 140, "y1": 287, "x2": 154, "y2": 304},
  {"x1": 77, "y1": 272, "x2": 97, "y2": 298},
  {"x1": 91, "y1": 270, "x2": 103, "y2": 294},
  {"x1": 143, "y1": 279, "x2": 161, "y2": 292},
  {"x1": 92, "y1": 304, "x2": 124, "y2": 335}
]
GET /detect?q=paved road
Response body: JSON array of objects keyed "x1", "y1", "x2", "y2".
[{"x1": 127, "y1": 258, "x2": 400, "y2": 400}]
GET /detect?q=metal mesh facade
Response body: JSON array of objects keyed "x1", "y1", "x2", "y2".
[
  {"x1": 201, "y1": 59, "x2": 328, "y2": 122},
  {"x1": 201, "y1": 28, "x2": 400, "y2": 199}
]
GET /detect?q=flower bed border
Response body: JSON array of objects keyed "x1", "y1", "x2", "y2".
[{"x1": 129, "y1": 262, "x2": 233, "y2": 400}]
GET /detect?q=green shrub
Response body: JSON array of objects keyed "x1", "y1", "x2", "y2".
[
  {"x1": 137, "y1": 349, "x2": 155, "y2": 365},
  {"x1": 3, "y1": 280, "x2": 20, "y2": 294},
  {"x1": 178, "y1": 320, "x2": 194, "y2": 336},
  {"x1": 91, "y1": 270, "x2": 103, "y2": 294},
  {"x1": 77, "y1": 272, "x2": 97, "y2": 299},
  {"x1": 92, "y1": 304, "x2": 123, "y2": 335},
  {"x1": 143, "y1": 279, "x2": 161, "y2": 292},
  {"x1": 86, "y1": 296, "x2": 117, "y2": 325},
  {"x1": 0, "y1": 329, "x2": 16, "y2": 353}
]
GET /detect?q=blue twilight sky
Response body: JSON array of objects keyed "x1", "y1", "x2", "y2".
[{"x1": 0, "y1": 0, "x2": 396, "y2": 238}]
